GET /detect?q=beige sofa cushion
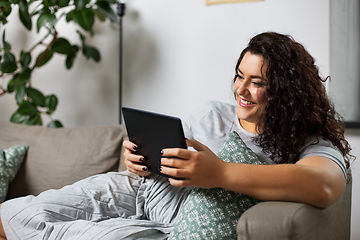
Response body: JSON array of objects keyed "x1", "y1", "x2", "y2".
[{"x1": 0, "y1": 120, "x2": 127, "y2": 199}]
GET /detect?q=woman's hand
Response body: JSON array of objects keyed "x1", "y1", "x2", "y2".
[
  {"x1": 160, "y1": 139, "x2": 226, "y2": 188},
  {"x1": 123, "y1": 140, "x2": 152, "y2": 177}
]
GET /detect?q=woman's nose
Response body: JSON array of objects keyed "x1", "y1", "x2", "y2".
[{"x1": 237, "y1": 82, "x2": 249, "y2": 96}]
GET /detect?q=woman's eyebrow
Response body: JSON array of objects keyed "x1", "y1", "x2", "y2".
[{"x1": 237, "y1": 69, "x2": 262, "y2": 79}]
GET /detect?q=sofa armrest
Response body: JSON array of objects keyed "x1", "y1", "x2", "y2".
[
  {"x1": 237, "y1": 202, "x2": 325, "y2": 240},
  {"x1": 237, "y1": 174, "x2": 352, "y2": 240}
]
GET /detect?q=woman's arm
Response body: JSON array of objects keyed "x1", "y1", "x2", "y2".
[{"x1": 159, "y1": 139, "x2": 346, "y2": 208}]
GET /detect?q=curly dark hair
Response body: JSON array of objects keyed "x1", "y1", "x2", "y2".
[{"x1": 234, "y1": 32, "x2": 353, "y2": 168}]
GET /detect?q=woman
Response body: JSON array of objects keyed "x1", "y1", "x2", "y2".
[
  {"x1": 0, "y1": 32, "x2": 352, "y2": 239},
  {"x1": 126, "y1": 32, "x2": 351, "y2": 208}
]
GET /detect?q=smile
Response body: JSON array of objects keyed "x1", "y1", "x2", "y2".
[{"x1": 239, "y1": 98, "x2": 256, "y2": 107}]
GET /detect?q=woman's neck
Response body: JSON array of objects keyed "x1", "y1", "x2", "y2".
[{"x1": 239, "y1": 119, "x2": 261, "y2": 134}]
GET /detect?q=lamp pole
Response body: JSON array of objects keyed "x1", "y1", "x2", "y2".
[{"x1": 117, "y1": 2, "x2": 126, "y2": 124}]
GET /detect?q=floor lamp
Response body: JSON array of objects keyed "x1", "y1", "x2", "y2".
[{"x1": 117, "y1": 2, "x2": 126, "y2": 124}]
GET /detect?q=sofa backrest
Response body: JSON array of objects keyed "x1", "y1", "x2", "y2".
[{"x1": 0, "y1": 120, "x2": 128, "y2": 199}]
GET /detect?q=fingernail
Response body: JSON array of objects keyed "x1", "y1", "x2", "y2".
[
  {"x1": 159, "y1": 159, "x2": 162, "y2": 164},
  {"x1": 140, "y1": 157, "x2": 144, "y2": 161},
  {"x1": 133, "y1": 146, "x2": 138, "y2": 150},
  {"x1": 142, "y1": 167, "x2": 147, "y2": 171},
  {"x1": 160, "y1": 150, "x2": 164, "y2": 155},
  {"x1": 159, "y1": 167, "x2": 162, "y2": 172}
]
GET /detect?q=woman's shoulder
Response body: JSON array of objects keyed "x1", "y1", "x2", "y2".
[
  {"x1": 182, "y1": 101, "x2": 237, "y2": 142},
  {"x1": 299, "y1": 136, "x2": 347, "y2": 176},
  {"x1": 185, "y1": 101, "x2": 237, "y2": 124}
]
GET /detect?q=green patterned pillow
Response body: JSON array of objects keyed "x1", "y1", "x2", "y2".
[
  {"x1": 169, "y1": 131, "x2": 265, "y2": 240},
  {"x1": 0, "y1": 145, "x2": 29, "y2": 202}
]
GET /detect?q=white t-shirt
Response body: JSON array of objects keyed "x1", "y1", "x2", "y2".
[{"x1": 182, "y1": 101, "x2": 347, "y2": 177}]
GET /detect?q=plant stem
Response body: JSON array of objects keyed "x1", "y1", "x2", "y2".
[
  {"x1": 31, "y1": 29, "x2": 58, "y2": 71},
  {"x1": 0, "y1": 85, "x2": 7, "y2": 96},
  {"x1": 28, "y1": 30, "x2": 54, "y2": 52}
]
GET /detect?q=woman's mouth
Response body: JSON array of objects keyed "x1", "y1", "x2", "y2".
[{"x1": 239, "y1": 98, "x2": 256, "y2": 107}]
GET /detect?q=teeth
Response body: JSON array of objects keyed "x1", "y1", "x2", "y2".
[{"x1": 241, "y1": 99, "x2": 253, "y2": 105}]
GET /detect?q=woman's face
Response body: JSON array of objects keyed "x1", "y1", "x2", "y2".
[{"x1": 234, "y1": 52, "x2": 267, "y2": 133}]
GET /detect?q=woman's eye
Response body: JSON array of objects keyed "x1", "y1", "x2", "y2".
[
  {"x1": 236, "y1": 74, "x2": 244, "y2": 80},
  {"x1": 252, "y1": 81, "x2": 264, "y2": 87}
]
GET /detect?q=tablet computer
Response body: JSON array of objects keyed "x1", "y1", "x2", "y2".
[{"x1": 122, "y1": 107, "x2": 187, "y2": 179}]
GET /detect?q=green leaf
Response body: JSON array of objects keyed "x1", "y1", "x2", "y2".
[
  {"x1": 65, "y1": 53, "x2": 76, "y2": 69},
  {"x1": 10, "y1": 111, "x2": 27, "y2": 124},
  {"x1": 25, "y1": 112, "x2": 42, "y2": 125},
  {"x1": 3, "y1": 51, "x2": 16, "y2": 63},
  {"x1": 43, "y1": 0, "x2": 57, "y2": 7},
  {"x1": 0, "y1": 1, "x2": 12, "y2": 20},
  {"x1": 65, "y1": 9, "x2": 75, "y2": 22},
  {"x1": 15, "y1": 84, "x2": 26, "y2": 104},
  {"x1": 2, "y1": 30, "x2": 11, "y2": 51},
  {"x1": 65, "y1": 45, "x2": 79, "y2": 69},
  {"x1": 74, "y1": 0, "x2": 90, "y2": 10},
  {"x1": 57, "y1": 0, "x2": 70, "y2": 8},
  {"x1": 0, "y1": 15, "x2": 7, "y2": 24},
  {"x1": 74, "y1": 8, "x2": 94, "y2": 31},
  {"x1": 7, "y1": 79, "x2": 16, "y2": 93},
  {"x1": 94, "y1": 9, "x2": 106, "y2": 22},
  {"x1": 32, "y1": 6, "x2": 51, "y2": 16},
  {"x1": 95, "y1": 1, "x2": 117, "y2": 22},
  {"x1": 0, "y1": 61, "x2": 18, "y2": 73},
  {"x1": 82, "y1": 45, "x2": 100, "y2": 62},
  {"x1": 51, "y1": 38, "x2": 72, "y2": 54},
  {"x1": 27, "y1": 87, "x2": 46, "y2": 107},
  {"x1": 47, "y1": 120, "x2": 63, "y2": 128},
  {"x1": 36, "y1": 50, "x2": 53, "y2": 67},
  {"x1": 36, "y1": 13, "x2": 56, "y2": 32},
  {"x1": 45, "y1": 94, "x2": 58, "y2": 112},
  {"x1": 17, "y1": 101, "x2": 37, "y2": 116},
  {"x1": 76, "y1": 30, "x2": 86, "y2": 43},
  {"x1": 0, "y1": 2, "x2": 12, "y2": 24},
  {"x1": 0, "y1": 51, "x2": 17, "y2": 73},
  {"x1": 18, "y1": 0, "x2": 32, "y2": 30},
  {"x1": 0, "y1": 0, "x2": 11, "y2": 7},
  {"x1": 20, "y1": 51, "x2": 31, "y2": 68},
  {"x1": 18, "y1": 67, "x2": 31, "y2": 83}
]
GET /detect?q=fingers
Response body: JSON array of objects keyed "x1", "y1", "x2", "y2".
[
  {"x1": 123, "y1": 140, "x2": 138, "y2": 152},
  {"x1": 161, "y1": 148, "x2": 191, "y2": 160},
  {"x1": 185, "y1": 139, "x2": 208, "y2": 152},
  {"x1": 126, "y1": 158, "x2": 151, "y2": 177},
  {"x1": 161, "y1": 139, "x2": 225, "y2": 189},
  {"x1": 123, "y1": 140, "x2": 152, "y2": 177},
  {"x1": 167, "y1": 178, "x2": 191, "y2": 187}
]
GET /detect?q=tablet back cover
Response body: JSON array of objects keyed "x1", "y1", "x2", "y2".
[{"x1": 122, "y1": 107, "x2": 187, "y2": 178}]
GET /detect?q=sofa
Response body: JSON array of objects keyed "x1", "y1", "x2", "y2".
[{"x1": 0, "y1": 120, "x2": 352, "y2": 239}]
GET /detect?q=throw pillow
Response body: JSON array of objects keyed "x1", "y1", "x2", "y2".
[
  {"x1": 169, "y1": 131, "x2": 265, "y2": 240},
  {"x1": 0, "y1": 145, "x2": 29, "y2": 202}
]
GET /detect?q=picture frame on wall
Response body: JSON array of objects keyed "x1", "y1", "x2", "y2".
[{"x1": 206, "y1": 0, "x2": 264, "y2": 5}]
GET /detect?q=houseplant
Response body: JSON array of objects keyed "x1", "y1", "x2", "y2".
[{"x1": 0, "y1": 0, "x2": 118, "y2": 127}]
